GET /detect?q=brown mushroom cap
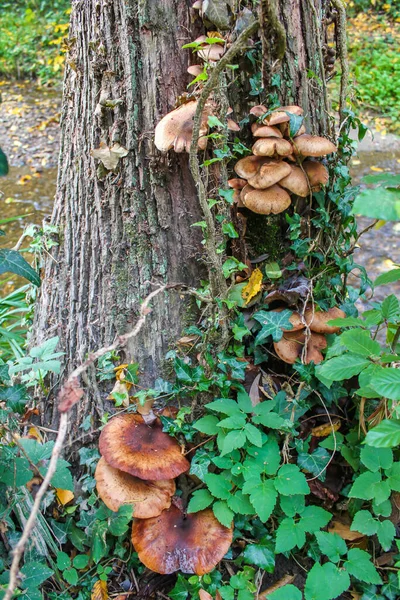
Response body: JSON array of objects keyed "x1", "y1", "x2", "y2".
[
  {"x1": 187, "y1": 65, "x2": 203, "y2": 76},
  {"x1": 196, "y1": 37, "x2": 225, "y2": 62},
  {"x1": 279, "y1": 122, "x2": 306, "y2": 138},
  {"x1": 99, "y1": 413, "x2": 190, "y2": 481},
  {"x1": 293, "y1": 134, "x2": 337, "y2": 157},
  {"x1": 249, "y1": 105, "x2": 267, "y2": 117},
  {"x1": 274, "y1": 330, "x2": 327, "y2": 364},
  {"x1": 303, "y1": 160, "x2": 329, "y2": 190},
  {"x1": 234, "y1": 155, "x2": 269, "y2": 179},
  {"x1": 131, "y1": 505, "x2": 233, "y2": 574},
  {"x1": 228, "y1": 178, "x2": 247, "y2": 189},
  {"x1": 242, "y1": 184, "x2": 291, "y2": 215},
  {"x1": 304, "y1": 306, "x2": 346, "y2": 334},
  {"x1": 154, "y1": 101, "x2": 212, "y2": 153},
  {"x1": 95, "y1": 457, "x2": 176, "y2": 518},
  {"x1": 251, "y1": 124, "x2": 283, "y2": 138},
  {"x1": 273, "y1": 308, "x2": 306, "y2": 332},
  {"x1": 279, "y1": 165, "x2": 310, "y2": 197},
  {"x1": 252, "y1": 138, "x2": 293, "y2": 157},
  {"x1": 264, "y1": 105, "x2": 303, "y2": 126},
  {"x1": 247, "y1": 160, "x2": 291, "y2": 189}
]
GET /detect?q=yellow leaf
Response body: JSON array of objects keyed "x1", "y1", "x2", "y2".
[
  {"x1": 28, "y1": 426, "x2": 43, "y2": 442},
  {"x1": 311, "y1": 419, "x2": 341, "y2": 437},
  {"x1": 91, "y1": 580, "x2": 108, "y2": 600},
  {"x1": 107, "y1": 380, "x2": 130, "y2": 407},
  {"x1": 17, "y1": 174, "x2": 32, "y2": 185},
  {"x1": 56, "y1": 488, "x2": 74, "y2": 505},
  {"x1": 374, "y1": 220, "x2": 386, "y2": 230},
  {"x1": 370, "y1": 166, "x2": 383, "y2": 172},
  {"x1": 241, "y1": 268, "x2": 263, "y2": 305}
]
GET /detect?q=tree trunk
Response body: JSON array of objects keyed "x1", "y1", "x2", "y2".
[{"x1": 33, "y1": 0, "x2": 331, "y2": 429}]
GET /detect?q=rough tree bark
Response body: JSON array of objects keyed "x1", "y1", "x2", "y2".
[{"x1": 33, "y1": 0, "x2": 332, "y2": 428}]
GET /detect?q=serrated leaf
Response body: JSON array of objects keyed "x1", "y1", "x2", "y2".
[
  {"x1": 187, "y1": 489, "x2": 214, "y2": 512},
  {"x1": 351, "y1": 187, "x2": 400, "y2": 221},
  {"x1": 213, "y1": 500, "x2": 234, "y2": 527},
  {"x1": 351, "y1": 510, "x2": 378, "y2": 536},
  {"x1": 266, "y1": 585, "x2": 302, "y2": 600},
  {"x1": 243, "y1": 543, "x2": 275, "y2": 572},
  {"x1": 253, "y1": 309, "x2": 293, "y2": 344},
  {"x1": 360, "y1": 446, "x2": 393, "y2": 472},
  {"x1": 385, "y1": 462, "x2": 400, "y2": 491},
  {"x1": 349, "y1": 471, "x2": 390, "y2": 504},
  {"x1": 275, "y1": 517, "x2": 306, "y2": 553},
  {"x1": 227, "y1": 491, "x2": 254, "y2": 514},
  {"x1": 274, "y1": 464, "x2": 309, "y2": 496},
  {"x1": 299, "y1": 505, "x2": 332, "y2": 533},
  {"x1": 314, "y1": 531, "x2": 347, "y2": 563},
  {"x1": 91, "y1": 579, "x2": 108, "y2": 600},
  {"x1": 242, "y1": 268, "x2": 263, "y2": 305},
  {"x1": 365, "y1": 419, "x2": 400, "y2": 447},
  {"x1": 376, "y1": 519, "x2": 396, "y2": 551},
  {"x1": 344, "y1": 548, "x2": 382, "y2": 584},
  {"x1": 381, "y1": 294, "x2": 400, "y2": 320},
  {"x1": 242, "y1": 478, "x2": 277, "y2": 522},
  {"x1": 219, "y1": 429, "x2": 247, "y2": 455},
  {"x1": 304, "y1": 562, "x2": 350, "y2": 600},
  {"x1": 204, "y1": 473, "x2": 232, "y2": 499}
]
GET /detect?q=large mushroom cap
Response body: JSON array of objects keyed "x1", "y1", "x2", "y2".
[
  {"x1": 251, "y1": 124, "x2": 283, "y2": 138},
  {"x1": 234, "y1": 155, "x2": 269, "y2": 179},
  {"x1": 293, "y1": 134, "x2": 337, "y2": 157},
  {"x1": 131, "y1": 505, "x2": 233, "y2": 575},
  {"x1": 273, "y1": 308, "x2": 305, "y2": 332},
  {"x1": 95, "y1": 457, "x2": 176, "y2": 519},
  {"x1": 252, "y1": 138, "x2": 293, "y2": 157},
  {"x1": 303, "y1": 160, "x2": 329, "y2": 190},
  {"x1": 99, "y1": 413, "x2": 190, "y2": 481},
  {"x1": 247, "y1": 160, "x2": 291, "y2": 189},
  {"x1": 264, "y1": 105, "x2": 303, "y2": 126},
  {"x1": 154, "y1": 101, "x2": 211, "y2": 153},
  {"x1": 274, "y1": 330, "x2": 327, "y2": 364},
  {"x1": 242, "y1": 184, "x2": 291, "y2": 215},
  {"x1": 304, "y1": 306, "x2": 346, "y2": 334},
  {"x1": 278, "y1": 165, "x2": 310, "y2": 197}
]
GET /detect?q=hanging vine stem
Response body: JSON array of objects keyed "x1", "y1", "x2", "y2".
[
  {"x1": 189, "y1": 19, "x2": 260, "y2": 304},
  {"x1": 330, "y1": 0, "x2": 349, "y2": 124}
]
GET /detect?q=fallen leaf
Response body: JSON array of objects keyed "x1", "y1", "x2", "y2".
[
  {"x1": 28, "y1": 426, "x2": 43, "y2": 442},
  {"x1": 199, "y1": 590, "x2": 214, "y2": 600},
  {"x1": 311, "y1": 419, "x2": 341, "y2": 437},
  {"x1": 242, "y1": 268, "x2": 263, "y2": 304},
  {"x1": 58, "y1": 377, "x2": 85, "y2": 413},
  {"x1": 249, "y1": 373, "x2": 261, "y2": 406},
  {"x1": 92, "y1": 580, "x2": 108, "y2": 600},
  {"x1": 91, "y1": 142, "x2": 129, "y2": 171},
  {"x1": 177, "y1": 335, "x2": 199, "y2": 346},
  {"x1": 56, "y1": 488, "x2": 74, "y2": 505},
  {"x1": 328, "y1": 519, "x2": 363, "y2": 541}
]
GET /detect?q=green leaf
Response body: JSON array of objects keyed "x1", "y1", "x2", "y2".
[
  {"x1": 370, "y1": 369, "x2": 400, "y2": 401},
  {"x1": 305, "y1": 562, "x2": 350, "y2": 600},
  {"x1": 344, "y1": 548, "x2": 382, "y2": 584},
  {"x1": 360, "y1": 446, "x2": 393, "y2": 472},
  {"x1": 385, "y1": 462, "x2": 400, "y2": 491},
  {"x1": 63, "y1": 567, "x2": 78, "y2": 586},
  {"x1": 222, "y1": 222, "x2": 239, "y2": 238},
  {"x1": 253, "y1": 309, "x2": 293, "y2": 344},
  {"x1": 327, "y1": 316, "x2": 367, "y2": 328},
  {"x1": 219, "y1": 429, "x2": 247, "y2": 456},
  {"x1": 48, "y1": 458, "x2": 74, "y2": 491},
  {"x1": 56, "y1": 551, "x2": 71, "y2": 570},
  {"x1": 187, "y1": 489, "x2": 214, "y2": 512},
  {"x1": 316, "y1": 354, "x2": 371, "y2": 383},
  {"x1": 0, "y1": 384, "x2": 28, "y2": 414},
  {"x1": 381, "y1": 294, "x2": 400, "y2": 320},
  {"x1": 0, "y1": 249, "x2": 41, "y2": 286},
  {"x1": 280, "y1": 494, "x2": 305, "y2": 517},
  {"x1": 274, "y1": 464, "x2": 310, "y2": 496},
  {"x1": 217, "y1": 414, "x2": 247, "y2": 429},
  {"x1": 297, "y1": 447, "x2": 330, "y2": 480},
  {"x1": 365, "y1": 419, "x2": 400, "y2": 448},
  {"x1": 205, "y1": 398, "x2": 241, "y2": 415},
  {"x1": 375, "y1": 269, "x2": 400, "y2": 287},
  {"x1": 266, "y1": 585, "x2": 302, "y2": 600},
  {"x1": 340, "y1": 329, "x2": 381, "y2": 357},
  {"x1": 275, "y1": 517, "x2": 306, "y2": 553},
  {"x1": 299, "y1": 505, "x2": 332, "y2": 534},
  {"x1": 314, "y1": 532, "x2": 347, "y2": 563},
  {"x1": 227, "y1": 491, "x2": 254, "y2": 515},
  {"x1": 107, "y1": 504, "x2": 133, "y2": 536},
  {"x1": 0, "y1": 456, "x2": 32, "y2": 486},
  {"x1": 376, "y1": 519, "x2": 396, "y2": 551},
  {"x1": 213, "y1": 500, "x2": 234, "y2": 527},
  {"x1": 351, "y1": 510, "x2": 378, "y2": 536},
  {"x1": 72, "y1": 554, "x2": 90, "y2": 569},
  {"x1": 286, "y1": 112, "x2": 304, "y2": 137},
  {"x1": 264, "y1": 261, "x2": 282, "y2": 279},
  {"x1": 351, "y1": 187, "x2": 400, "y2": 221},
  {"x1": 349, "y1": 471, "x2": 390, "y2": 504},
  {"x1": 20, "y1": 561, "x2": 54, "y2": 589},
  {"x1": 204, "y1": 473, "x2": 232, "y2": 500},
  {"x1": 243, "y1": 543, "x2": 275, "y2": 572},
  {"x1": 244, "y1": 423, "x2": 263, "y2": 447},
  {"x1": 242, "y1": 478, "x2": 277, "y2": 522},
  {"x1": 0, "y1": 147, "x2": 9, "y2": 176}
]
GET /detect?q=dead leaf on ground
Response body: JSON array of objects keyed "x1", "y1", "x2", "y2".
[
  {"x1": 56, "y1": 488, "x2": 75, "y2": 505},
  {"x1": 199, "y1": 590, "x2": 214, "y2": 600},
  {"x1": 91, "y1": 580, "x2": 108, "y2": 600},
  {"x1": 242, "y1": 268, "x2": 263, "y2": 305},
  {"x1": 91, "y1": 142, "x2": 129, "y2": 171},
  {"x1": 249, "y1": 373, "x2": 261, "y2": 406},
  {"x1": 328, "y1": 518, "x2": 363, "y2": 541},
  {"x1": 311, "y1": 419, "x2": 341, "y2": 437},
  {"x1": 177, "y1": 335, "x2": 199, "y2": 346}
]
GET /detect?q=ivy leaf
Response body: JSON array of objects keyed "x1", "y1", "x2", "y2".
[
  {"x1": 213, "y1": 500, "x2": 234, "y2": 527},
  {"x1": 20, "y1": 561, "x2": 54, "y2": 590},
  {"x1": 314, "y1": 532, "x2": 347, "y2": 563},
  {"x1": 360, "y1": 446, "x2": 393, "y2": 472},
  {"x1": 365, "y1": 419, "x2": 400, "y2": 448},
  {"x1": 349, "y1": 471, "x2": 390, "y2": 504},
  {"x1": 187, "y1": 489, "x2": 214, "y2": 512},
  {"x1": 252, "y1": 309, "x2": 293, "y2": 344},
  {"x1": 344, "y1": 548, "x2": 382, "y2": 584},
  {"x1": 0, "y1": 384, "x2": 29, "y2": 414},
  {"x1": 297, "y1": 447, "x2": 330, "y2": 481},
  {"x1": 189, "y1": 451, "x2": 211, "y2": 482},
  {"x1": 204, "y1": 473, "x2": 232, "y2": 500},
  {"x1": 340, "y1": 329, "x2": 381, "y2": 357},
  {"x1": 243, "y1": 543, "x2": 275, "y2": 572},
  {"x1": 275, "y1": 517, "x2": 306, "y2": 553},
  {"x1": 286, "y1": 112, "x2": 304, "y2": 137},
  {"x1": 274, "y1": 464, "x2": 310, "y2": 496},
  {"x1": 316, "y1": 355, "x2": 371, "y2": 383},
  {"x1": 242, "y1": 478, "x2": 277, "y2": 522},
  {"x1": 304, "y1": 562, "x2": 350, "y2": 600},
  {"x1": 266, "y1": 585, "x2": 302, "y2": 600}
]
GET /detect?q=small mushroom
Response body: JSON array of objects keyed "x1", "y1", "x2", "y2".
[
  {"x1": 251, "y1": 123, "x2": 283, "y2": 138},
  {"x1": 187, "y1": 65, "x2": 203, "y2": 77},
  {"x1": 99, "y1": 413, "x2": 190, "y2": 481},
  {"x1": 252, "y1": 138, "x2": 293, "y2": 157},
  {"x1": 95, "y1": 457, "x2": 176, "y2": 518},
  {"x1": 278, "y1": 165, "x2": 310, "y2": 197},
  {"x1": 194, "y1": 36, "x2": 225, "y2": 62},
  {"x1": 249, "y1": 105, "x2": 267, "y2": 117},
  {"x1": 234, "y1": 155, "x2": 269, "y2": 179},
  {"x1": 227, "y1": 119, "x2": 240, "y2": 132},
  {"x1": 304, "y1": 306, "x2": 346, "y2": 334},
  {"x1": 247, "y1": 160, "x2": 291, "y2": 189},
  {"x1": 131, "y1": 505, "x2": 233, "y2": 574},
  {"x1": 154, "y1": 100, "x2": 212, "y2": 153},
  {"x1": 228, "y1": 178, "x2": 247, "y2": 189},
  {"x1": 303, "y1": 160, "x2": 329, "y2": 190},
  {"x1": 241, "y1": 184, "x2": 291, "y2": 215},
  {"x1": 274, "y1": 330, "x2": 327, "y2": 364},
  {"x1": 293, "y1": 134, "x2": 337, "y2": 157}
]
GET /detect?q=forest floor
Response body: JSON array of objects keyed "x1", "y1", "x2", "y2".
[{"x1": 0, "y1": 80, "x2": 400, "y2": 303}]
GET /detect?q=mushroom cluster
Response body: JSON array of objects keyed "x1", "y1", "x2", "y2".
[
  {"x1": 273, "y1": 306, "x2": 346, "y2": 364},
  {"x1": 229, "y1": 105, "x2": 337, "y2": 215},
  {"x1": 96, "y1": 412, "x2": 233, "y2": 574}
]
